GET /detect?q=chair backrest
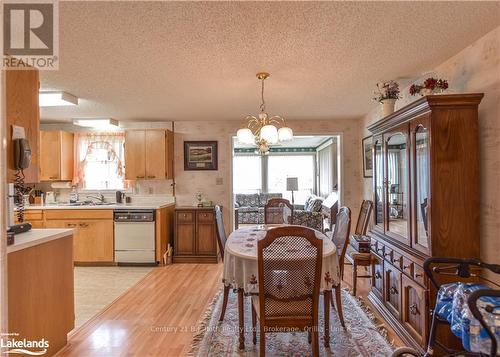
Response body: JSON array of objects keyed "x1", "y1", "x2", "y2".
[
  {"x1": 214, "y1": 205, "x2": 227, "y2": 261},
  {"x1": 321, "y1": 192, "x2": 339, "y2": 231},
  {"x1": 331, "y1": 207, "x2": 351, "y2": 275},
  {"x1": 257, "y1": 226, "x2": 322, "y2": 324},
  {"x1": 354, "y1": 200, "x2": 373, "y2": 235},
  {"x1": 264, "y1": 198, "x2": 294, "y2": 225}
]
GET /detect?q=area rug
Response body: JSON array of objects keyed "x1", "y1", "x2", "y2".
[{"x1": 189, "y1": 288, "x2": 394, "y2": 356}]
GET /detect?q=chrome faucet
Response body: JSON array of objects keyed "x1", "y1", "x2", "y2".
[{"x1": 86, "y1": 193, "x2": 105, "y2": 203}]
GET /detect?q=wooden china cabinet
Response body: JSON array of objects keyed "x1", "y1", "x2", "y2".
[{"x1": 367, "y1": 94, "x2": 483, "y2": 353}]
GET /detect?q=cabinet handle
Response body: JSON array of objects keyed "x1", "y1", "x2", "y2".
[
  {"x1": 147, "y1": 175, "x2": 156, "y2": 179},
  {"x1": 66, "y1": 223, "x2": 77, "y2": 228},
  {"x1": 393, "y1": 256, "x2": 403, "y2": 264},
  {"x1": 79, "y1": 223, "x2": 89, "y2": 228},
  {"x1": 136, "y1": 175, "x2": 145, "y2": 179},
  {"x1": 415, "y1": 273, "x2": 423, "y2": 278},
  {"x1": 49, "y1": 176, "x2": 58, "y2": 180},
  {"x1": 403, "y1": 264, "x2": 411, "y2": 271},
  {"x1": 390, "y1": 286, "x2": 398, "y2": 295},
  {"x1": 409, "y1": 303, "x2": 419, "y2": 315},
  {"x1": 374, "y1": 272, "x2": 382, "y2": 279},
  {"x1": 384, "y1": 252, "x2": 391, "y2": 258}
]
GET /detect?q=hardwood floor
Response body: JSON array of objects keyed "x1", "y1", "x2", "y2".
[
  {"x1": 56, "y1": 264, "x2": 222, "y2": 356},
  {"x1": 57, "y1": 262, "x2": 402, "y2": 356}
]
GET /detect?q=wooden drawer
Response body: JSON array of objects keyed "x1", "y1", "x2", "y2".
[
  {"x1": 391, "y1": 251, "x2": 404, "y2": 270},
  {"x1": 197, "y1": 211, "x2": 214, "y2": 223},
  {"x1": 45, "y1": 209, "x2": 113, "y2": 220},
  {"x1": 413, "y1": 264, "x2": 425, "y2": 286},
  {"x1": 371, "y1": 253, "x2": 384, "y2": 300},
  {"x1": 24, "y1": 210, "x2": 43, "y2": 220},
  {"x1": 402, "y1": 274, "x2": 427, "y2": 346},
  {"x1": 176, "y1": 211, "x2": 194, "y2": 223},
  {"x1": 384, "y1": 262, "x2": 402, "y2": 320},
  {"x1": 383, "y1": 246, "x2": 393, "y2": 262},
  {"x1": 402, "y1": 256, "x2": 414, "y2": 277},
  {"x1": 375, "y1": 241, "x2": 385, "y2": 257}
]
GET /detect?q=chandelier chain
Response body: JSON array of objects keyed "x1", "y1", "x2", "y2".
[{"x1": 260, "y1": 77, "x2": 266, "y2": 113}]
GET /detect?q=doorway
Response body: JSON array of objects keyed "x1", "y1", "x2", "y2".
[{"x1": 231, "y1": 135, "x2": 342, "y2": 229}]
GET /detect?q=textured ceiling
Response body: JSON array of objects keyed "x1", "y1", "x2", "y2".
[{"x1": 40, "y1": 1, "x2": 500, "y2": 122}]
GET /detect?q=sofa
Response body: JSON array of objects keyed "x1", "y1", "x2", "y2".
[
  {"x1": 234, "y1": 193, "x2": 282, "y2": 228},
  {"x1": 292, "y1": 195, "x2": 326, "y2": 232}
]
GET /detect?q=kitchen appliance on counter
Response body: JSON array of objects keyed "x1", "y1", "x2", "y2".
[{"x1": 114, "y1": 209, "x2": 156, "y2": 265}]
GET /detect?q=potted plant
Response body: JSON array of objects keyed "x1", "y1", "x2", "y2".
[
  {"x1": 409, "y1": 77, "x2": 449, "y2": 96},
  {"x1": 373, "y1": 81, "x2": 401, "y2": 117}
]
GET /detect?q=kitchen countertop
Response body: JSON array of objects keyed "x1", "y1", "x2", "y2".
[
  {"x1": 22, "y1": 200, "x2": 176, "y2": 211},
  {"x1": 7, "y1": 228, "x2": 74, "y2": 254}
]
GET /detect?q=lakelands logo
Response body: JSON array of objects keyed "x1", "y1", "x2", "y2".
[
  {"x1": 1, "y1": 333, "x2": 49, "y2": 355},
  {"x1": 2, "y1": 0, "x2": 59, "y2": 70}
]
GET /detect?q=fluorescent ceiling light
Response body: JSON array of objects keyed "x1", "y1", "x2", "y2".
[
  {"x1": 73, "y1": 118, "x2": 120, "y2": 130},
  {"x1": 39, "y1": 91, "x2": 78, "y2": 107}
]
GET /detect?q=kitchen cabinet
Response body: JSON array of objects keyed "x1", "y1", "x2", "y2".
[
  {"x1": 173, "y1": 207, "x2": 218, "y2": 263},
  {"x1": 44, "y1": 210, "x2": 114, "y2": 264},
  {"x1": 14, "y1": 210, "x2": 45, "y2": 228},
  {"x1": 8, "y1": 232, "x2": 74, "y2": 356},
  {"x1": 125, "y1": 129, "x2": 174, "y2": 180},
  {"x1": 6, "y1": 68, "x2": 40, "y2": 183},
  {"x1": 155, "y1": 205, "x2": 174, "y2": 264},
  {"x1": 40, "y1": 131, "x2": 74, "y2": 181}
]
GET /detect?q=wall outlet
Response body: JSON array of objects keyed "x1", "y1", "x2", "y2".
[
  {"x1": 148, "y1": 187, "x2": 154, "y2": 194},
  {"x1": 216, "y1": 177, "x2": 223, "y2": 185}
]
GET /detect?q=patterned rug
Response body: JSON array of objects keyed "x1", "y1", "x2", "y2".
[{"x1": 189, "y1": 289, "x2": 394, "y2": 356}]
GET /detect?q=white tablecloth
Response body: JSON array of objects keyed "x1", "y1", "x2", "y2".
[{"x1": 223, "y1": 225, "x2": 341, "y2": 293}]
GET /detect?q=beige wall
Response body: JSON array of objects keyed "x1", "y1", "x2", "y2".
[
  {"x1": 174, "y1": 118, "x2": 364, "y2": 233},
  {"x1": 360, "y1": 26, "x2": 500, "y2": 267}
]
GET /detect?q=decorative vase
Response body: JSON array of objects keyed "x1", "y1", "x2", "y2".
[
  {"x1": 419, "y1": 88, "x2": 433, "y2": 96},
  {"x1": 381, "y1": 98, "x2": 396, "y2": 117}
]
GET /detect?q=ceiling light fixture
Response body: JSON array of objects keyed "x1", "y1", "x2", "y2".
[
  {"x1": 73, "y1": 118, "x2": 120, "y2": 130},
  {"x1": 236, "y1": 72, "x2": 293, "y2": 155},
  {"x1": 39, "y1": 91, "x2": 79, "y2": 107}
]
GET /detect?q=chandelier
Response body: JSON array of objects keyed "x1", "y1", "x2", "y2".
[{"x1": 236, "y1": 72, "x2": 293, "y2": 154}]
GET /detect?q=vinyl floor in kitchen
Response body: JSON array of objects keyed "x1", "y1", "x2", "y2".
[{"x1": 74, "y1": 266, "x2": 154, "y2": 328}]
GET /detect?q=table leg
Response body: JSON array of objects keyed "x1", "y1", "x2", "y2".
[
  {"x1": 238, "y1": 288, "x2": 245, "y2": 350},
  {"x1": 324, "y1": 290, "x2": 331, "y2": 348}
]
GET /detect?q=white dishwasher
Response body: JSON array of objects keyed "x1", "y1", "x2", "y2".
[{"x1": 114, "y1": 210, "x2": 156, "y2": 265}]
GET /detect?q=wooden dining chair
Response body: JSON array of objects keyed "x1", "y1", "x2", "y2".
[
  {"x1": 264, "y1": 198, "x2": 294, "y2": 225},
  {"x1": 329, "y1": 206, "x2": 351, "y2": 328},
  {"x1": 251, "y1": 226, "x2": 322, "y2": 356},
  {"x1": 214, "y1": 205, "x2": 231, "y2": 322},
  {"x1": 344, "y1": 200, "x2": 373, "y2": 295}
]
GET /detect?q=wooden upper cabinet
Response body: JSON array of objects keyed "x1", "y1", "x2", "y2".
[
  {"x1": 125, "y1": 130, "x2": 146, "y2": 179},
  {"x1": 145, "y1": 130, "x2": 166, "y2": 179},
  {"x1": 40, "y1": 131, "x2": 74, "y2": 181},
  {"x1": 125, "y1": 129, "x2": 174, "y2": 180},
  {"x1": 6, "y1": 69, "x2": 40, "y2": 183}
]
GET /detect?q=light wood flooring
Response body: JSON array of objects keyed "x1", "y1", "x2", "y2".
[{"x1": 57, "y1": 263, "x2": 402, "y2": 356}]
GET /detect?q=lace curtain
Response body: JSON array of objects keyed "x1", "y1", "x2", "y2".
[{"x1": 74, "y1": 132, "x2": 125, "y2": 190}]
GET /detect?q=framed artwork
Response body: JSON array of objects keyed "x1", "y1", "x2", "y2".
[
  {"x1": 184, "y1": 141, "x2": 218, "y2": 170},
  {"x1": 362, "y1": 136, "x2": 373, "y2": 178}
]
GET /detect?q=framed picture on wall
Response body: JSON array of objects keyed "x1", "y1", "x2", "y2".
[
  {"x1": 362, "y1": 136, "x2": 373, "y2": 178},
  {"x1": 184, "y1": 141, "x2": 218, "y2": 170}
]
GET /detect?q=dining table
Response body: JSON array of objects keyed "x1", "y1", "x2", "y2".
[{"x1": 222, "y1": 224, "x2": 341, "y2": 350}]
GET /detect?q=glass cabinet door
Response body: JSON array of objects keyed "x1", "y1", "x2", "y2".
[
  {"x1": 373, "y1": 137, "x2": 384, "y2": 229},
  {"x1": 384, "y1": 126, "x2": 410, "y2": 244},
  {"x1": 412, "y1": 119, "x2": 430, "y2": 254}
]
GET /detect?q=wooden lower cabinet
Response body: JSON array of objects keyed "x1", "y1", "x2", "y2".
[
  {"x1": 402, "y1": 274, "x2": 427, "y2": 346},
  {"x1": 44, "y1": 210, "x2": 114, "y2": 264},
  {"x1": 371, "y1": 253, "x2": 384, "y2": 300},
  {"x1": 173, "y1": 207, "x2": 218, "y2": 263},
  {"x1": 15, "y1": 210, "x2": 45, "y2": 228},
  {"x1": 384, "y1": 262, "x2": 402, "y2": 320},
  {"x1": 8, "y1": 233, "x2": 74, "y2": 356}
]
